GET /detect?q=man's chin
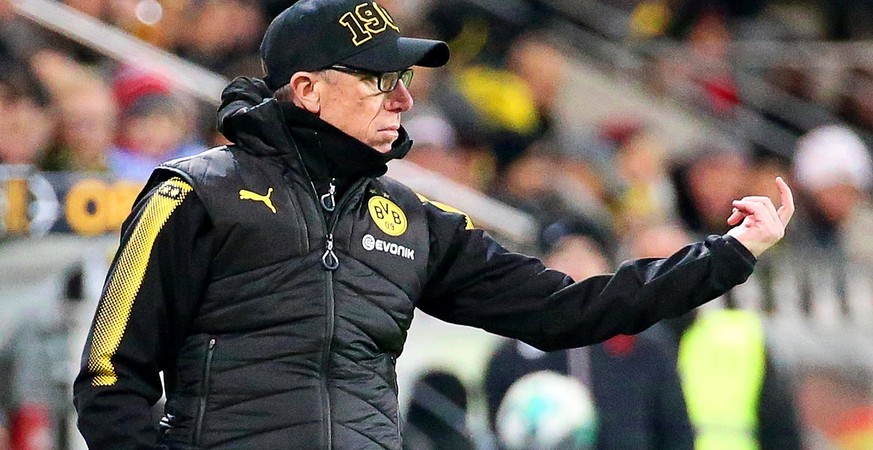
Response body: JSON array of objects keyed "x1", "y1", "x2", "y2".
[{"x1": 371, "y1": 141, "x2": 394, "y2": 153}]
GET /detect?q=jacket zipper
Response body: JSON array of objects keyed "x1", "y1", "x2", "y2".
[
  {"x1": 194, "y1": 338, "x2": 216, "y2": 446},
  {"x1": 307, "y1": 176, "x2": 367, "y2": 449},
  {"x1": 321, "y1": 270, "x2": 335, "y2": 450}
]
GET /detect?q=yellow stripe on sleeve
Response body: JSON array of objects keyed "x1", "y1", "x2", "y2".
[
  {"x1": 88, "y1": 177, "x2": 193, "y2": 386},
  {"x1": 416, "y1": 193, "x2": 475, "y2": 230}
]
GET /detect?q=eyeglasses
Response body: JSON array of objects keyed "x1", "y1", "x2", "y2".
[{"x1": 329, "y1": 65, "x2": 413, "y2": 93}]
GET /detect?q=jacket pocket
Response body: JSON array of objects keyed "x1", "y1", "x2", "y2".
[{"x1": 193, "y1": 337, "x2": 217, "y2": 447}]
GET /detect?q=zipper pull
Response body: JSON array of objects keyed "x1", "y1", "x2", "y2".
[
  {"x1": 320, "y1": 178, "x2": 336, "y2": 212},
  {"x1": 322, "y1": 233, "x2": 339, "y2": 270}
]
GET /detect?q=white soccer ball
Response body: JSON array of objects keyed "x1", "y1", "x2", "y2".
[{"x1": 496, "y1": 371, "x2": 597, "y2": 450}]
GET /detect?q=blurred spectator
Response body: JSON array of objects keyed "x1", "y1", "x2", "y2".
[
  {"x1": 0, "y1": 61, "x2": 54, "y2": 166},
  {"x1": 670, "y1": 144, "x2": 749, "y2": 237},
  {"x1": 489, "y1": 146, "x2": 609, "y2": 230},
  {"x1": 791, "y1": 125, "x2": 873, "y2": 260},
  {"x1": 773, "y1": 124, "x2": 873, "y2": 320},
  {"x1": 538, "y1": 216, "x2": 616, "y2": 266},
  {"x1": 485, "y1": 223, "x2": 695, "y2": 450},
  {"x1": 425, "y1": 0, "x2": 533, "y2": 67},
  {"x1": 504, "y1": 33, "x2": 611, "y2": 183},
  {"x1": 435, "y1": 63, "x2": 545, "y2": 170},
  {"x1": 403, "y1": 66, "x2": 488, "y2": 190},
  {"x1": 175, "y1": 0, "x2": 267, "y2": 78},
  {"x1": 659, "y1": 9, "x2": 739, "y2": 118},
  {"x1": 35, "y1": 55, "x2": 117, "y2": 173},
  {"x1": 611, "y1": 126, "x2": 678, "y2": 233},
  {"x1": 425, "y1": 4, "x2": 549, "y2": 171},
  {"x1": 487, "y1": 138, "x2": 615, "y2": 235},
  {"x1": 505, "y1": 33, "x2": 568, "y2": 120},
  {"x1": 403, "y1": 113, "x2": 482, "y2": 188},
  {"x1": 401, "y1": 370, "x2": 476, "y2": 450},
  {"x1": 489, "y1": 148, "x2": 562, "y2": 218},
  {"x1": 107, "y1": 67, "x2": 205, "y2": 182},
  {"x1": 626, "y1": 223, "x2": 803, "y2": 450},
  {"x1": 678, "y1": 308, "x2": 802, "y2": 450}
]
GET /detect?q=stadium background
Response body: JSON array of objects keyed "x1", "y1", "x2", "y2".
[{"x1": 1, "y1": 0, "x2": 873, "y2": 448}]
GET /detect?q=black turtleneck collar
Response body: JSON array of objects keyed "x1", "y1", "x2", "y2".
[{"x1": 278, "y1": 102, "x2": 412, "y2": 181}]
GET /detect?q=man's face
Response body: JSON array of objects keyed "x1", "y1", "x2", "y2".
[{"x1": 316, "y1": 70, "x2": 413, "y2": 153}]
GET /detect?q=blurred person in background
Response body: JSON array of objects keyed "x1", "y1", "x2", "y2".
[
  {"x1": 73, "y1": 0, "x2": 793, "y2": 448},
  {"x1": 44, "y1": 80, "x2": 116, "y2": 173},
  {"x1": 792, "y1": 125, "x2": 873, "y2": 257},
  {"x1": 174, "y1": 0, "x2": 268, "y2": 78},
  {"x1": 402, "y1": 112, "x2": 480, "y2": 188},
  {"x1": 658, "y1": 7, "x2": 740, "y2": 118},
  {"x1": 402, "y1": 65, "x2": 486, "y2": 189},
  {"x1": 485, "y1": 219, "x2": 695, "y2": 450},
  {"x1": 628, "y1": 223, "x2": 803, "y2": 450},
  {"x1": 425, "y1": 3, "x2": 549, "y2": 172},
  {"x1": 401, "y1": 369, "x2": 476, "y2": 450},
  {"x1": 32, "y1": 53, "x2": 118, "y2": 173},
  {"x1": 0, "y1": 61, "x2": 55, "y2": 167},
  {"x1": 488, "y1": 142, "x2": 613, "y2": 234},
  {"x1": 784, "y1": 124, "x2": 873, "y2": 318},
  {"x1": 107, "y1": 67, "x2": 205, "y2": 182},
  {"x1": 609, "y1": 125, "x2": 678, "y2": 233},
  {"x1": 489, "y1": 148, "x2": 574, "y2": 221},
  {"x1": 671, "y1": 144, "x2": 750, "y2": 237}
]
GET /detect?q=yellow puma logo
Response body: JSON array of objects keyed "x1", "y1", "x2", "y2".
[{"x1": 239, "y1": 188, "x2": 276, "y2": 214}]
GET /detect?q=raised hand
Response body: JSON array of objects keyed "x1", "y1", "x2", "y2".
[{"x1": 726, "y1": 177, "x2": 795, "y2": 258}]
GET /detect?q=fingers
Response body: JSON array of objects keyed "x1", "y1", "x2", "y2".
[
  {"x1": 775, "y1": 176, "x2": 795, "y2": 225},
  {"x1": 726, "y1": 207, "x2": 745, "y2": 226},
  {"x1": 726, "y1": 176, "x2": 795, "y2": 230},
  {"x1": 734, "y1": 195, "x2": 780, "y2": 225},
  {"x1": 731, "y1": 199, "x2": 767, "y2": 223}
]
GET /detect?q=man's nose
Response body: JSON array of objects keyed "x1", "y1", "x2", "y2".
[{"x1": 385, "y1": 81, "x2": 413, "y2": 112}]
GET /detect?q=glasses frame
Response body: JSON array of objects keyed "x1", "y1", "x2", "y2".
[{"x1": 329, "y1": 65, "x2": 413, "y2": 93}]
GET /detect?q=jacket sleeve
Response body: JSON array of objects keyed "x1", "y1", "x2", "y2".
[
  {"x1": 73, "y1": 177, "x2": 212, "y2": 450},
  {"x1": 417, "y1": 204, "x2": 756, "y2": 351}
]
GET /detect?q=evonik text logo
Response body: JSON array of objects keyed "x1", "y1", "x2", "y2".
[{"x1": 362, "y1": 234, "x2": 414, "y2": 260}]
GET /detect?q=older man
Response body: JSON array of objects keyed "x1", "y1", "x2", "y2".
[{"x1": 73, "y1": 1, "x2": 794, "y2": 449}]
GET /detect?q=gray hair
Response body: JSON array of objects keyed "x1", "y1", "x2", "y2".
[{"x1": 273, "y1": 70, "x2": 336, "y2": 103}]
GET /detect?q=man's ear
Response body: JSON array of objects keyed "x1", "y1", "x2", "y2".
[{"x1": 289, "y1": 72, "x2": 321, "y2": 114}]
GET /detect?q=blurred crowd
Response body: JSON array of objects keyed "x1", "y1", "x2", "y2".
[{"x1": 2, "y1": 0, "x2": 873, "y2": 449}]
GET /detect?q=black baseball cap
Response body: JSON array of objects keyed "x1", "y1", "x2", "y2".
[{"x1": 260, "y1": 0, "x2": 451, "y2": 90}]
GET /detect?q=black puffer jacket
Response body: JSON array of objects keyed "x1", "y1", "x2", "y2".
[{"x1": 74, "y1": 77, "x2": 756, "y2": 449}]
